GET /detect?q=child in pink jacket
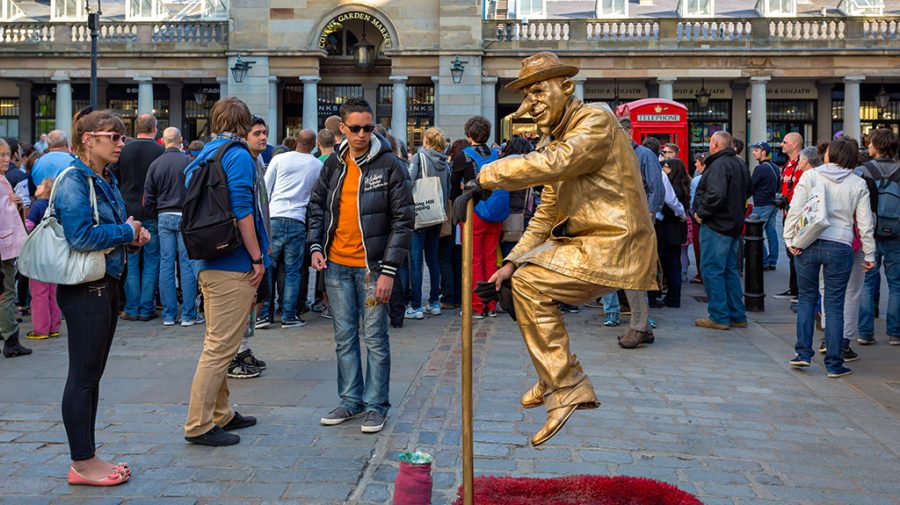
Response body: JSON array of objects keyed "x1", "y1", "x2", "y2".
[{"x1": 25, "y1": 178, "x2": 61, "y2": 340}]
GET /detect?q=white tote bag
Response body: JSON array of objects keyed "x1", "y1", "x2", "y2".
[
  {"x1": 412, "y1": 152, "x2": 447, "y2": 229},
  {"x1": 791, "y1": 170, "x2": 831, "y2": 250},
  {"x1": 17, "y1": 167, "x2": 108, "y2": 285}
]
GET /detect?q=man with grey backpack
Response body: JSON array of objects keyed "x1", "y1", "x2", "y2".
[{"x1": 405, "y1": 127, "x2": 451, "y2": 320}]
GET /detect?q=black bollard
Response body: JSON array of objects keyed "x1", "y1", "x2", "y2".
[{"x1": 744, "y1": 216, "x2": 765, "y2": 312}]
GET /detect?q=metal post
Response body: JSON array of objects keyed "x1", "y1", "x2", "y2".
[
  {"x1": 461, "y1": 200, "x2": 474, "y2": 505},
  {"x1": 88, "y1": 11, "x2": 100, "y2": 110},
  {"x1": 744, "y1": 217, "x2": 765, "y2": 312}
]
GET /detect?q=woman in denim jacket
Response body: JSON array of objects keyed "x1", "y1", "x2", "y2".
[{"x1": 53, "y1": 109, "x2": 149, "y2": 486}]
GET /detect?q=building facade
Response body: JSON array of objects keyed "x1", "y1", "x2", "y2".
[{"x1": 1, "y1": 0, "x2": 899, "y2": 159}]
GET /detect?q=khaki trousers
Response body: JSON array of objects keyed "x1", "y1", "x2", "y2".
[
  {"x1": 511, "y1": 264, "x2": 613, "y2": 412},
  {"x1": 184, "y1": 270, "x2": 256, "y2": 437},
  {"x1": 624, "y1": 290, "x2": 650, "y2": 332}
]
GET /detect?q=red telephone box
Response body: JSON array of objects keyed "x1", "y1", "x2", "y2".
[{"x1": 615, "y1": 99, "x2": 689, "y2": 162}]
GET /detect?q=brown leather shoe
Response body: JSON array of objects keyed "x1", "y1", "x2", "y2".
[
  {"x1": 520, "y1": 355, "x2": 585, "y2": 409},
  {"x1": 617, "y1": 331, "x2": 654, "y2": 344},
  {"x1": 618, "y1": 328, "x2": 651, "y2": 348},
  {"x1": 531, "y1": 404, "x2": 579, "y2": 446},
  {"x1": 730, "y1": 320, "x2": 748, "y2": 328},
  {"x1": 695, "y1": 318, "x2": 730, "y2": 330}
]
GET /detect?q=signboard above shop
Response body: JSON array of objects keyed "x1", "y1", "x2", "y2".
[{"x1": 674, "y1": 82, "x2": 732, "y2": 100}]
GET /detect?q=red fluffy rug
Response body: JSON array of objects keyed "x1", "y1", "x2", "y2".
[{"x1": 453, "y1": 475, "x2": 704, "y2": 505}]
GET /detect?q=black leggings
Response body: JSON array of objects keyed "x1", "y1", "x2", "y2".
[{"x1": 57, "y1": 276, "x2": 120, "y2": 461}]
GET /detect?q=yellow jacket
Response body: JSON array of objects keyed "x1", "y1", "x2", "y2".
[{"x1": 478, "y1": 97, "x2": 658, "y2": 291}]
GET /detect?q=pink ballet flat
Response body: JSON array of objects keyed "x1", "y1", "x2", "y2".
[{"x1": 67, "y1": 466, "x2": 130, "y2": 486}]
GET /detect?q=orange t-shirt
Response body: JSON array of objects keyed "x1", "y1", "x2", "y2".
[{"x1": 328, "y1": 155, "x2": 367, "y2": 267}]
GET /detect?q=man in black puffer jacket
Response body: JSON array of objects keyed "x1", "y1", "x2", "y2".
[{"x1": 308, "y1": 97, "x2": 414, "y2": 434}]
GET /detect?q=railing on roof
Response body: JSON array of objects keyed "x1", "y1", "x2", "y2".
[
  {"x1": 0, "y1": 20, "x2": 227, "y2": 49},
  {"x1": 486, "y1": 16, "x2": 900, "y2": 48}
]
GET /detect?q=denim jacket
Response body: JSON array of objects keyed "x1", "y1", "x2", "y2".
[{"x1": 53, "y1": 158, "x2": 135, "y2": 278}]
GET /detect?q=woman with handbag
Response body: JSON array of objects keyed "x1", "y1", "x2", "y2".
[
  {"x1": 784, "y1": 137, "x2": 876, "y2": 378},
  {"x1": 659, "y1": 158, "x2": 691, "y2": 308},
  {"x1": 0, "y1": 138, "x2": 30, "y2": 358},
  {"x1": 53, "y1": 109, "x2": 149, "y2": 485}
]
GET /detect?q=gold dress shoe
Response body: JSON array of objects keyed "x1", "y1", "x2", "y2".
[
  {"x1": 531, "y1": 403, "x2": 579, "y2": 446},
  {"x1": 520, "y1": 356, "x2": 585, "y2": 409}
]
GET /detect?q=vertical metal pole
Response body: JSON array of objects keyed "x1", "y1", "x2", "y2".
[
  {"x1": 461, "y1": 200, "x2": 475, "y2": 505},
  {"x1": 89, "y1": 11, "x2": 99, "y2": 110}
]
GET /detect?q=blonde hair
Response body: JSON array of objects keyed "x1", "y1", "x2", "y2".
[
  {"x1": 423, "y1": 127, "x2": 446, "y2": 152},
  {"x1": 40, "y1": 177, "x2": 55, "y2": 193}
]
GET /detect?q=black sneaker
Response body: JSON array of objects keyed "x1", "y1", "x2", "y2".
[
  {"x1": 827, "y1": 366, "x2": 853, "y2": 378},
  {"x1": 773, "y1": 290, "x2": 794, "y2": 300},
  {"x1": 789, "y1": 355, "x2": 811, "y2": 367},
  {"x1": 234, "y1": 348, "x2": 266, "y2": 370},
  {"x1": 226, "y1": 361, "x2": 261, "y2": 379},
  {"x1": 320, "y1": 406, "x2": 364, "y2": 426},
  {"x1": 560, "y1": 304, "x2": 581, "y2": 314},
  {"x1": 254, "y1": 317, "x2": 272, "y2": 330},
  {"x1": 818, "y1": 340, "x2": 827, "y2": 354},
  {"x1": 222, "y1": 411, "x2": 257, "y2": 431},
  {"x1": 185, "y1": 425, "x2": 240, "y2": 446},
  {"x1": 361, "y1": 411, "x2": 386, "y2": 433},
  {"x1": 281, "y1": 317, "x2": 307, "y2": 328},
  {"x1": 841, "y1": 345, "x2": 859, "y2": 362},
  {"x1": 857, "y1": 336, "x2": 876, "y2": 345}
]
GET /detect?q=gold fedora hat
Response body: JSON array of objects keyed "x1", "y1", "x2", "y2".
[{"x1": 506, "y1": 52, "x2": 579, "y2": 91}]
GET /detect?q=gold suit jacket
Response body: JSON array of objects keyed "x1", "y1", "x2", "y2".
[{"x1": 479, "y1": 97, "x2": 658, "y2": 291}]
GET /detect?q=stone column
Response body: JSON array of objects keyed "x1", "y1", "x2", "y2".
[
  {"x1": 572, "y1": 76, "x2": 587, "y2": 101},
  {"x1": 362, "y1": 83, "x2": 379, "y2": 122},
  {"x1": 136, "y1": 77, "x2": 154, "y2": 116},
  {"x1": 16, "y1": 82, "x2": 32, "y2": 143},
  {"x1": 481, "y1": 76, "x2": 498, "y2": 145},
  {"x1": 390, "y1": 75, "x2": 408, "y2": 146},
  {"x1": 168, "y1": 82, "x2": 183, "y2": 132},
  {"x1": 268, "y1": 76, "x2": 278, "y2": 142},
  {"x1": 299, "y1": 76, "x2": 320, "y2": 131},
  {"x1": 657, "y1": 77, "x2": 677, "y2": 101},
  {"x1": 52, "y1": 75, "x2": 73, "y2": 138},
  {"x1": 216, "y1": 76, "x2": 228, "y2": 98},
  {"x1": 431, "y1": 76, "x2": 440, "y2": 127},
  {"x1": 843, "y1": 76, "x2": 865, "y2": 141},
  {"x1": 730, "y1": 81, "x2": 749, "y2": 163},
  {"x1": 816, "y1": 82, "x2": 835, "y2": 144},
  {"x1": 750, "y1": 76, "x2": 770, "y2": 147}
]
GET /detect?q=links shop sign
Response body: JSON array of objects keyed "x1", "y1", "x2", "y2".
[{"x1": 319, "y1": 12, "x2": 393, "y2": 50}]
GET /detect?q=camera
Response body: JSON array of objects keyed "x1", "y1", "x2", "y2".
[{"x1": 773, "y1": 193, "x2": 789, "y2": 210}]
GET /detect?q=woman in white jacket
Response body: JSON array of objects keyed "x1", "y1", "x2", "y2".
[{"x1": 784, "y1": 137, "x2": 876, "y2": 378}]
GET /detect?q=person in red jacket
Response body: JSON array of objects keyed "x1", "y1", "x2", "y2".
[{"x1": 774, "y1": 132, "x2": 804, "y2": 301}]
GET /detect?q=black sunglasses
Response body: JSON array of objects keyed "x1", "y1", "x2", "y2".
[{"x1": 344, "y1": 123, "x2": 376, "y2": 134}]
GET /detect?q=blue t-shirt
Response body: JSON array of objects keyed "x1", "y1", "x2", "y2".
[
  {"x1": 27, "y1": 198, "x2": 49, "y2": 225},
  {"x1": 31, "y1": 151, "x2": 75, "y2": 186}
]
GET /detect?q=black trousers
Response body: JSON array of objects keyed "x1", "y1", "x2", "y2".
[
  {"x1": 57, "y1": 275, "x2": 120, "y2": 461},
  {"x1": 661, "y1": 243, "x2": 683, "y2": 307}
]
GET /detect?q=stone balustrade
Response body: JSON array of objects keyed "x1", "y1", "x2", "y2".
[
  {"x1": 0, "y1": 20, "x2": 226, "y2": 50},
  {"x1": 485, "y1": 16, "x2": 900, "y2": 49}
]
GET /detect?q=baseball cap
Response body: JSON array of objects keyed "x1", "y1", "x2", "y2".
[{"x1": 750, "y1": 141, "x2": 771, "y2": 154}]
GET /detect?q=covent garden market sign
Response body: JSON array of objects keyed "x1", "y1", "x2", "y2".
[{"x1": 318, "y1": 11, "x2": 394, "y2": 50}]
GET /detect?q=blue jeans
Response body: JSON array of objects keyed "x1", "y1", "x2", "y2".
[
  {"x1": 794, "y1": 240, "x2": 853, "y2": 371},
  {"x1": 259, "y1": 218, "x2": 306, "y2": 321},
  {"x1": 858, "y1": 250, "x2": 883, "y2": 338},
  {"x1": 601, "y1": 291, "x2": 619, "y2": 315},
  {"x1": 158, "y1": 214, "x2": 198, "y2": 323},
  {"x1": 124, "y1": 219, "x2": 160, "y2": 317},
  {"x1": 409, "y1": 225, "x2": 441, "y2": 309},
  {"x1": 860, "y1": 240, "x2": 900, "y2": 338},
  {"x1": 754, "y1": 205, "x2": 779, "y2": 267},
  {"x1": 699, "y1": 225, "x2": 746, "y2": 324},
  {"x1": 324, "y1": 262, "x2": 391, "y2": 416}
]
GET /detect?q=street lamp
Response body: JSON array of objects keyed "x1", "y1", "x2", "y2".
[
  {"x1": 230, "y1": 55, "x2": 255, "y2": 84},
  {"x1": 450, "y1": 55, "x2": 467, "y2": 84},
  {"x1": 193, "y1": 89, "x2": 207, "y2": 107},
  {"x1": 695, "y1": 78, "x2": 712, "y2": 109},
  {"x1": 875, "y1": 82, "x2": 891, "y2": 110},
  {"x1": 86, "y1": 0, "x2": 102, "y2": 109}
]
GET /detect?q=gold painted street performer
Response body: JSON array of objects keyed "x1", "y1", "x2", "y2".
[{"x1": 453, "y1": 52, "x2": 658, "y2": 447}]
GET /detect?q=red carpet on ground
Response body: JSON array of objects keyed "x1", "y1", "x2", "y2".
[{"x1": 453, "y1": 475, "x2": 704, "y2": 505}]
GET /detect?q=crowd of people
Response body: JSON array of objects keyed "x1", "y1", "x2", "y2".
[{"x1": 0, "y1": 92, "x2": 897, "y2": 484}]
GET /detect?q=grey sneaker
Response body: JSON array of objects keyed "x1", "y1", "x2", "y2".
[
  {"x1": 361, "y1": 411, "x2": 386, "y2": 433},
  {"x1": 889, "y1": 336, "x2": 900, "y2": 346},
  {"x1": 320, "y1": 406, "x2": 364, "y2": 426},
  {"x1": 226, "y1": 362, "x2": 261, "y2": 379}
]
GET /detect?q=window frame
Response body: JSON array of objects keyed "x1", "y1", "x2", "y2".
[
  {"x1": 756, "y1": 0, "x2": 797, "y2": 17},
  {"x1": 50, "y1": 0, "x2": 85, "y2": 21},
  {"x1": 595, "y1": 0, "x2": 629, "y2": 19},
  {"x1": 679, "y1": 0, "x2": 715, "y2": 18},
  {"x1": 514, "y1": 0, "x2": 546, "y2": 19}
]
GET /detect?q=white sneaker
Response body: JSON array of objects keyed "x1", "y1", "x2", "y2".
[
  {"x1": 425, "y1": 303, "x2": 441, "y2": 316},
  {"x1": 163, "y1": 320, "x2": 176, "y2": 326},
  {"x1": 404, "y1": 308, "x2": 424, "y2": 320}
]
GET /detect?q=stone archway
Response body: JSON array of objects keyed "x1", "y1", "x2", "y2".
[{"x1": 309, "y1": 4, "x2": 400, "y2": 54}]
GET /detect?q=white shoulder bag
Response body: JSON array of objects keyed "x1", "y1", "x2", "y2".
[
  {"x1": 790, "y1": 169, "x2": 831, "y2": 250},
  {"x1": 412, "y1": 152, "x2": 448, "y2": 229},
  {"x1": 18, "y1": 167, "x2": 108, "y2": 285}
]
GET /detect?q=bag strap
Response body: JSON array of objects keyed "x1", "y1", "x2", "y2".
[
  {"x1": 45, "y1": 166, "x2": 99, "y2": 226},
  {"x1": 417, "y1": 152, "x2": 431, "y2": 179}
]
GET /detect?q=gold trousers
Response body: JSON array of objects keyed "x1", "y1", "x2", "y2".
[{"x1": 511, "y1": 264, "x2": 613, "y2": 412}]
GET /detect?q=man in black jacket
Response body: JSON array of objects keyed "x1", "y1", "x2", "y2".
[
  {"x1": 693, "y1": 131, "x2": 751, "y2": 331},
  {"x1": 308, "y1": 97, "x2": 414, "y2": 434},
  {"x1": 143, "y1": 127, "x2": 200, "y2": 327},
  {"x1": 117, "y1": 114, "x2": 164, "y2": 321}
]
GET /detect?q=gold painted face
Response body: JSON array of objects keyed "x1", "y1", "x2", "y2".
[{"x1": 522, "y1": 77, "x2": 573, "y2": 131}]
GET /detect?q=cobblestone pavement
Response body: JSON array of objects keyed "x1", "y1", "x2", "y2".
[{"x1": 1, "y1": 269, "x2": 898, "y2": 505}]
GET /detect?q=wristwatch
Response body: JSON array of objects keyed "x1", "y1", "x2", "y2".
[{"x1": 250, "y1": 257, "x2": 263, "y2": 265}]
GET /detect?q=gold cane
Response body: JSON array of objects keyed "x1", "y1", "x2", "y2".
[{"x1": 461, "y1": 199, "x2": 474, "y2": 505}]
